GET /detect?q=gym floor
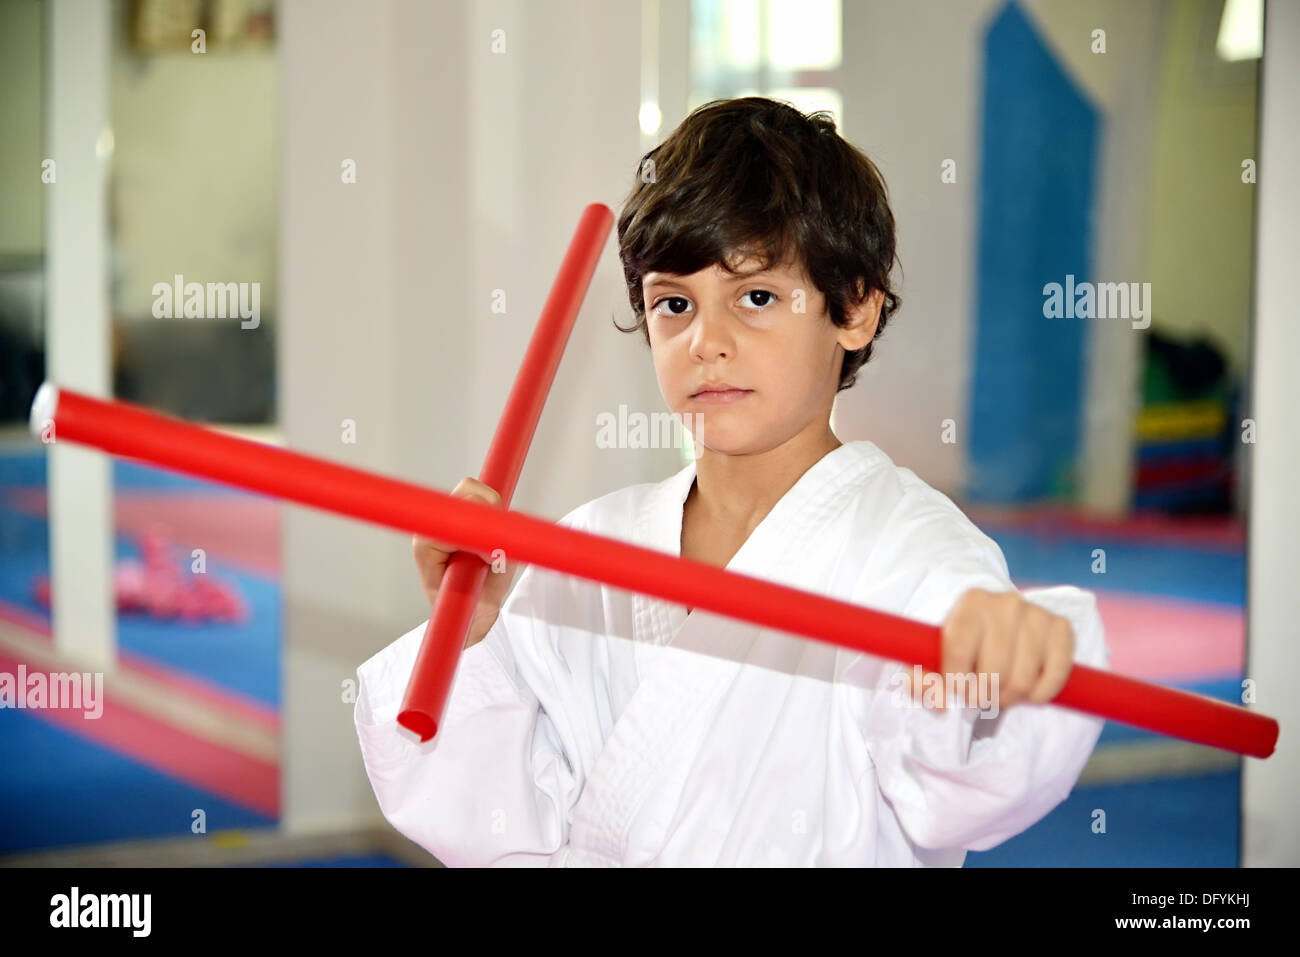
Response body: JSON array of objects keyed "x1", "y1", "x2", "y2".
[{"x1": 0, "y1": 445, "x2": 1245, "y2": 866}]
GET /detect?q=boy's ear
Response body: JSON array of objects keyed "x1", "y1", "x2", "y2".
[{"x1": 839, "y1": 283, "x2": 884, "y2": 352}]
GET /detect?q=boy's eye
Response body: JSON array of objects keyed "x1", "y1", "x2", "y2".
[
  {"x1": 652, "y1": 296, "x2": 691, "y2": 316},
  {"x1": 649, "y1": 289, "x2": 777, "y2": 317}
]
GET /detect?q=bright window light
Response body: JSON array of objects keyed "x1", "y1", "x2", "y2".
[
  {"x1": 769, "y1": 0, "x2": 840, "y2": 70},
  {"x1": 766, "y1": 87, "x2": 843, "y2": 126},
  {"x1": 1216, "y1": 0, "x2": 1262, "y2": 61},
  {"x1": 639, "y1": 101, "x2": 663, "y2": 135}
]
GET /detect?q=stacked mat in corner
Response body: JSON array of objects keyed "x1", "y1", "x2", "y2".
[{"x1": 1133, "y1": 330, "x2": 1240, "y2": 515}]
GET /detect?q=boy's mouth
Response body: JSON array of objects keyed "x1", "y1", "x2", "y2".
[{"x1": 690, "y1": 387, "x2": 753, "y2": 403}]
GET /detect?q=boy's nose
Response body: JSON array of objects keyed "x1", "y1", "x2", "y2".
[{"x1": 689, "y1": 306, "x2": 735, "y2": 360}]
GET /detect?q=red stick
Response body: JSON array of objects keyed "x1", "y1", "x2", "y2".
[
  {"x1": 400, "y1": 203, "x2": 613, "y2": 740},
  {"x1": 29, "y1": 384, "x2": 1280, "y2": 758}
]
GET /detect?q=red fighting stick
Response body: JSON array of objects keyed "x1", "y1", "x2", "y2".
[
  {"x1": 399, "y1": 203, "x2": 613, "y2": 741},
  {"x1": 27, "y1": 382, "x2": 1281, "y2": 759}
]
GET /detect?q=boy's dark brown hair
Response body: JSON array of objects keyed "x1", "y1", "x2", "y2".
[{"x1": 615, "y1": 96, "x2": 901, "y2": 393}]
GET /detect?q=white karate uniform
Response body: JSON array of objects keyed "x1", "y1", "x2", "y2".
[{"x1": 354, "y1": 440, "x2": 1109, "y2": 867}]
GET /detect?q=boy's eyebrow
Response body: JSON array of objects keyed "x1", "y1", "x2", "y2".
[{"x1": 643, "y1": 266, "x2": 786, "y2": 289}]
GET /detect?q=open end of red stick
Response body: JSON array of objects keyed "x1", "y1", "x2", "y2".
[
  {"x1": 28, "y1": 381, "x2": 58, "y2": 438},
  {"x1": 397, "y1": 709, "x2": 437, "y2": 743}
]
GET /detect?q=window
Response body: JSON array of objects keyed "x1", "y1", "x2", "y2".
[{"x1": 689, "y1": 0, "x2": 842, "y2": 123}]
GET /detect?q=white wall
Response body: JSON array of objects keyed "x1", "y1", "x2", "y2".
[
  {"x1": 1242, "y1": 0, "x2": 1300, "y2": 867},
  {"x1": 108, "y1": 0, "x2": 277, "y2": 322},
  {"x1": 0, "y1": 0, "x2": 44, "y2": 259},
  {"x1": 836, "y1": 0, "x2": 1164, "y2": 511},
  {"x1": 45, "y1": 0, "x2": 116, "y2": 670},
  {"x1": 279, "y1": 0, "x2": 653, "y2": 834},
  {"x1": 1142, "y1": 0, "x2": 1258, "y2": 377}
]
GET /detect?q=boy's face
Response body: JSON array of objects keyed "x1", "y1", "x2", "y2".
[{"x1": 642, "y1": 252, "x2": 881, "y2": 455}]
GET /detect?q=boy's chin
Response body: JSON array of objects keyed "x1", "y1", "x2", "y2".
[{"x1": 687, "y1": 427, "x2": 766, "y2": 457}]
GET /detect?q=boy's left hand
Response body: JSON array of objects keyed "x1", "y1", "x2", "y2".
[{"x1": 925, "y1": 588, "x2": 1076, "y2": 710}]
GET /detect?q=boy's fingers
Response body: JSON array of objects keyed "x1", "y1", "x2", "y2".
[
  {"x1": 942, "y1": 606, "x2": 989, "y2": 708},
  {"x1": 413, "y1": 534, "x2": 456, "y2": 558},
  {"x1": 940, "y1": 601, "x2": 983, "y2": 677},
  {"x1": 453, "y1": 477, "x2": 502, "y2": 505},
  {"x1": 974, "y1": 594, "x2": 1024, "y2": 707},
  {"x1": 1027, "y1": 620, "x2": 1075, "y2": 703},
  {"x1": 1011, "y1": 604, "x2": 1057, "y2": 706},
  {"x1": 413, "y1": 482, "x2": 504, "y2": 560},
  {"x1": 1004, "y1": 633, "x2": 1046, "y2": 709}
]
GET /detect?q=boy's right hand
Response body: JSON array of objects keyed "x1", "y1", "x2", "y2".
[{"x1": 412, "y1": 477, "x2": 518, "y2": 647}]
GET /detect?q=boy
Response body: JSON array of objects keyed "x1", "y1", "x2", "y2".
[{"x1": 354, "y1": 97, "x2": 1109, "y2": 866}]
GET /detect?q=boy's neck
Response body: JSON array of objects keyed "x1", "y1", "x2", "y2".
[{"x1": 688, "y1": 425, "x2": 843, "y2": 534}]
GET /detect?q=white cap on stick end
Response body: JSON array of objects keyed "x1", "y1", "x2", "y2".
[{"x1": 29, "y1": 382, "x2": 59, "y2": 439}]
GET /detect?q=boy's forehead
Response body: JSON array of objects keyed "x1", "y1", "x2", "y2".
[{"x1": 644, "y1": 254, "x2": 804, "y2": 286}]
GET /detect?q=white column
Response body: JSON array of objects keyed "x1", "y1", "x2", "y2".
[
  {"x1": 1242, "y1": 0, "x2": 1300, "y2": 867},
  {"x1": 279, "y1": 0, "x2": 646, "y2": 834},
  {"x1": 44, "y1": 0, "x2": 114, "y2": 668},
  {"x1": 278, "y1": 0, "x2": 405, "y2": 835}
]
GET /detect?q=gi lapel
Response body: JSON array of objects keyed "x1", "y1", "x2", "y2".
[{"x1": 566, "y1": 443, "x2": 877, "y2": 864}]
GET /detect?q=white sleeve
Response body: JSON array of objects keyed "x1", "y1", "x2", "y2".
[
  {"x1": 353, "y1": 590, "x2": 584, "y2": 867},
  {"x1": 861, "y1": 547, "x2": 1110, "y2": 853}
]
